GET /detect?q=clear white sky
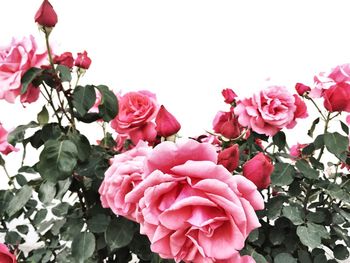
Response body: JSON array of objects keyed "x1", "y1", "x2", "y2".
[{"x1": 1, "y1": 0, "x2": 350, "y2": 179}]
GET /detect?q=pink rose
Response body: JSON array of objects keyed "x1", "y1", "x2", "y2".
[
  {"x1": 99, "y1": 141, "x2": 151, "y2": 221},
  {"x1": 213, "y1": 110, "x2": 242, "y2": 139},
  {"x1": 0, "y1": 243, "x2": 16, "y2": 263},
  {"x1": 222, "y1": 88, "x2": 237, "y2": 104},
  {"x1": 323, "y1": 82, "x2": 350, "y2": 112},
  {"x1": 155, "y1": 105, "x2": 181, "y2": 137},
  {"x1": 0, "y1": 123, "x2": 18, "y2": 155},
  {"x1": 0, "y1": 36, "x2": 47, "y2": 103},
  {"x1": 75, "y1": 51, "x2": 92, "y2": 69},
  {"x1": 34, "y1": 0, "x2": 58, "y2": 28},
  {"x1": 127, "y1": 140, "x2": 264, "y2": 262},
  {"x1": 53, "y1": 52, "x2": 74, "y2": 68},
  {"x1": 290, "y1": 143, "x2": 308, "y2": 159},
  {"x1": 218, "y1": 144, "x2": 240, "y2": 173},
  {"x1": 234, "y1": 86, "x2": 308, "y2": 136},
  {"x1": 111, "y1": 90, "x2": 159, "y2": 144},
  {"x1": 328, "y1": 63, "x2": 350, "y2": 83},
  {"x1": 242, "y1": 152, "x2": 274, "y2": 190}
]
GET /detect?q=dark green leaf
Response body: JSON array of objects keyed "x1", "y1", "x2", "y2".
[
  {"x1": 298, "y1": 250, "x2": 312, "y2": 263},
  {"x1": 297, "y1": 223, "x2": 330, "y2": 249},
  {"x1": 308, "y1": 117, "x2": 320, "y2": 137},
  {"x1": 33, "y1": 209, "x2": 48, "y2": 226},
  {"x1": 340, "y1": 120, "x2": 349, "y2": 135},
  {"x1": 324, "y1": 132, "x2": 348, "y2": 158},
  {"x1": 271, "y1": 163, "x2": 295, "y2": 186},
  {"x1": 71, "y1": 232, "x2": 95, "y2": 263},
  {"x1": 5, "y1": 231, "x2": 22, "y2": 245},
  {"x1": 273, "y1": 131, "x2": 286, "y2": 150},
  {"x1": 295, "y1": 159, "x2": 319, "y2": 179},
  {"x1": 274, "y1": 253, "x2": 297, "y2": 263},
  {"x1": 269, "y1": 228, "x2": 285, "y2": 245},
  {"x1": 37, "y1": 140, "x2": 78, "y2": 182},
  {"x1": 250, "y1": 250, "x2": 268, "y2": 263},
  {"x1": 16, "y1": 225, "x2": 29, "y2": 235},
  {"x1": 7, "y1": 185, "x2": 32, "y2": 217},
  {"x1": 105, "y1": 217, "x2": 136, "y2": 251},
  {"x1": 72, "y1": 85, "x2": 96, "y2": 116},
  {"x1": 15, "y1": 174, "x2": 28, "y2": 186},
  {"x1": 38, "y1": 181, "x2": 56, "y2": 204},
  {"x1": 267, "y1": 195, "x2": 287, "y2": 220},
  {"x1": 21, "y1": 67, "x2": 43, "y2": 94},
  {"x1": 52, "y1": 202, "x2": 70, "y2": 217},
  {"x1": 87, "y1": 214, "x2": 110, "y2": 233},
  {"x1": 57, "y1": 65, "x2": 72, "y2": 82},
  {"x1": 37, "y1": 106, "x2": 49, "y2": 125},
  {"x1": 68, "y1": 133, "x2": 91, "y2": 162},
  {"x1": 7, "y1": 121, "x2": 39, "y2": 144},
  {"x1": 55, "y1": 178, "x2": 71, "y2": 200},
  {"x1": 333, "y1": 244, "x2": 349, "y2": 260},
  {"x1": 314, "y1": 134, "x2": 324, "y2": 149},
  {"x1": 282, "y1": 205, "x2": 304, "y2": 225},
  {"x1": 96, "y1": 85, "x2": 118, "y2": 122}
]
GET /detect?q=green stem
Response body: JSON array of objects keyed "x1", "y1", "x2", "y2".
[
  {"x1": 2, "y1": 165, "x2": 13, "y2": 187},
  {"x1": 41, "y1": 83, "x2": 63, "y2": 129},
  {"x1": 317, "y1": 112, "x2": 331, "y2": 162},
  {"x1": 43, "y1": 27, "x2": 55, "y2": 70},
  {"x1": 307, "y1": 96, "x2": 326, "y2": 120},
  {"x1": 303, "y1": 182, "x2": 313, "y2": 217}
]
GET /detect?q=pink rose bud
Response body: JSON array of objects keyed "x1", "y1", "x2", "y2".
[
  {"x1": 34, "y1": 0, "x2": 58, "y2": 28},
  {"x1": 222, "y1": 88, "x2": 237, "y2": 104},
  {"x1": 242, "y1": 152, "x2": 274, "y2": 189},
  {"x1": 75, "y1": 51, "x2": 92, "y2": 69},
  {"x1": 0, "y1": 243, "x2": 17, "y2": 263},
  {"x1": 0, "y1": 124, "x2": 18, "y2": 155},
  {"x1": 295, "y1": 83, "x2": 311, "y2": 96},
  {"x1": 53, "y1": 52, "x2": 74, "y2": 68},
  {"x1": 155, "y1": 105, "x2": 181, "y2": 137},
  {"x1": 218, "y1": 144, "x2": 240, "y2": 172},
  {"x1": 290, "y1": 143, "x2": 308, "y2": 159}
]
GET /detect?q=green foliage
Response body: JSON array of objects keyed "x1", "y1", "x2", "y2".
[{"x1": 21, "y1": 67, "x2": 43, "y2": 94}]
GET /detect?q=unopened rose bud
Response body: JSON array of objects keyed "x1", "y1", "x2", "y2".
[
  {"x1": 217, "y1": 144, "x2": 239, "y2": 172},
  {"x1": 75, "y1": 51, "x2": 92, "y2": 69},
  {"x1": 155, "y1": 105, "x2": 181, "y2": 137},
  {"x1": 222, "y1": 88, "x2": 237, "y2": 104},
  {"x1": 34, "y1": 0, "x2": 58, "y2": 28},
  {"x1": 53, "y1": 52, "x2": 74, "y2": 68},
  {"x1": 295, "y1": 83, "x2": 311, "y2": 96}
]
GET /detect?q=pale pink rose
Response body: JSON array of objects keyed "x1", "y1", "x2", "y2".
[
  {"x1": 110, "y1": 90, "x2": 159, "y2": 144},
  {"x1": 0, "y1": 123, "x2": 18, "y2": 155},
  {"x1": 127, "y1": 140, "x2": 264, "y2": 263},
  {"x1": 290, "y1": 143, "x2": 308, "y2": 159},
  {"x1": 0, "y1": 243, "x2": 16, "y2": 263},
  {"x1": 99, "y1": 141, "x2": 151, "y2": 221},
  {"x1": 234, "y1": 86, "x2": 307, "y2": 136},
  {"x1": 0, "y1": 36, "x2": 47, "y2": 103}
]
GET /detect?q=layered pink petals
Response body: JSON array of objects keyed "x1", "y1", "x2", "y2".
[
  {"x1": 99, "y1": 141, "x2": 151, "y2": 221},
  {"x1": 0, "y1": 243, "x2": 16, "y2": 263},
  {"x1": 0, "y1": 36, "x2": 47, "y2": 103},
  {"x1": 0, "y1": 123, "x2": 18, "y2": 155},
  {"x1": 126, "y1": 140, "x2": 263, "y2": 262},
  {"x1": 234, "y1": 86, "x2": 307, "y2": 136},
  {"x1": 111, "y1": 90, "x2": 159, "y2": 144}
]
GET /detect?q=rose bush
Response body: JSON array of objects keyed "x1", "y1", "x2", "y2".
[{"x1": 0, "y1": 1, "x2": 349, "y2": 263}]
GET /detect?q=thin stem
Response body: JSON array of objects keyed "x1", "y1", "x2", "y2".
[
  {"x1": 2, "y1": 165, "x2": 13, "y2": 187},
  {"x1": 317, "y1": 112, "x2": 331, "y2": 162},
  {"x1": 41, "y1": 82, "x2": 63, "y2": 129},
  {"x1": 306, "y1": 96, "x2": 326, "y2": 120},
  {"x1": 43, "y1": 27, "x2": 55, "y2": 70},
  {"x1": 303, "y1": 182, "x2": 313, "y2": 217}
]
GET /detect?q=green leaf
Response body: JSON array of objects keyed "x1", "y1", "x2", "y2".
[
  {"x1": 37, "y1": 140, "x2": 78, "y2": 182},
  {"x1": 38, "y1": 181, "x2": 56, "y2": 204},
  {"x1": 295, "y1": 159, "x2": 319, "y2": 180},
  {"x1": 250, "y1": 250, "x2": 268, "y2": 263},
  {"x1": 72, "y1": 85, "x2": 96, "y2": 116},
  {"x1": 52, "y1": 202, "x2": 70, "y2": 217},
  {"x1": 297, "y1": 250, "x2": 312, "y2": 263},
  {"x1": 274, "y1": 253, "x2": 297, "y2": 263},
  {"x1": 15, "y1": 174, "x2": 28, "y2": 186},
  {"x1": 37, "y1": 106, "x2": 49, "y2": 125},
  {"x1": 68, "y1": 133, "x2": 91, "y2": 162},
  {"x1": 105, "y1": 217, "x2": 136, "y2": 251},
  {"x1": 87, "y1": 214, "x2": 110, "y2": 233},
  {"x1": 57, "y1": 65, "x2": 72, "y2": 82},
  {"x1": 55, "y1": 178, "x2": 72, "y2": 200},
  {"x1": 7, "y1": 185, "x2": 32, "y2": 217},
  {"x1": 333, "y1": 244, "x2": 349, "y2": 260},
  {"x1": 314, "y1": 134, "x2": 324, "y2": 149},
  {"x1": 296, "y1": 223, "x2": 330, "y2": 249},
  {"x1": 307, "y1": 117, "x2": 320, "y2": 138},
  {"x1": 21, "y1": 67, "x2": 43, "y2": 94},
  {"x1": 16, "y1": 225, "x2": 29, "y2": 235},
  {"x1": 273, "y1": 131, "x2": 286, "y2": 150},
  {"x1": 282, "y1": 205, "x2": 304, "y2": 225},
  {"x1": 324, "y1": 132, "x2": 348, "y2": 158},
  {"x1": 71, "y1": 232, "x2": 96, "y2": 263},
  {"x1": 271, "y1": 163, "x2": 295, "y2": 186},
  {"x1": 5, "y1": 231, "x2": 23, "y2": 245},
  {"x1": 266, "y1": 195, "x2": 287, "y2": 220},
  {"x1": 269, "y1": 228, "x2": 285, "y2": 245},
  {"x1": 33, "y1": 209, "x2": 48, "y2": 226},
  {"x1": 8, "y1": 121, "x2": 39, "y2": 144},
  {"x1": 96, "y1": 85, "x2": 119, "y2": 122}
]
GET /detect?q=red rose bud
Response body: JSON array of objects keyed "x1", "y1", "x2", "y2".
[
  {"x1": 222, "y1": 88, "x2": 237, "y2": 104},
  {"x1": 0, "y1": 243, "x2": 17, "y2": 263},
  {"x1": 34, "y1": 0, "x2": 58, "y2": 27},
  {"x1": 217, "y1": 144, "x2": 239, "y2": 172},
  {"x1": 295, "y1": 83, "x2": 311, "y2": 96},
  {"x1": 155, "y1": 105, "x2": 181, "y2": 137},
  {"x1": 75, "y1": 51, "x2": 92, "y2": 69},
  {"x1": 242, "y1": 152, "x2": 274, "y2": 189},
  {"x1": 53, "y1": 52, "x2": 74, "y2": 68},
  {"x1": 212, "y1": 111, "x2": 241, "y2": 139}
]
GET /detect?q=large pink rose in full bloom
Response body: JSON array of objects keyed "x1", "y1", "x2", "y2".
[
  {"x1": 127, "y1": 140, "x2": 263, "y2": 263},
  {"x1": 110, "y1": 90, "x2": 159, "y2": 144},
  {"x1": 0, "y1": 36, "x2": 47, "y2": 103},
  {"x1": 234, "y1": 86, "x2": 308, "y2": 136},
  {"x1": 99, "y1": 141, "x2": 152, "y2": 221},
  {"x1": 0, "y1": 123, "x2": 18, "y2": 155}
]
